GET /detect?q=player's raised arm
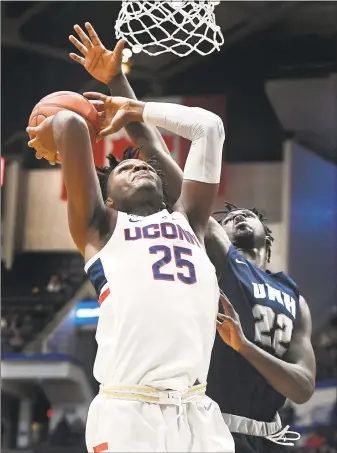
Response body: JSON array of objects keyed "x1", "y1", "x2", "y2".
[
  {"x1": 142, "y1": 103, "x2": 225, "y2": 240},
  {"x1": 69, "y1": 22, "x2": 183, "y2": 207},
  {"x1": 27, "y1": 112, "x2": 112, "y2": 256},
  {"x1": 84, "y1": 93, "x2": 225, "y2": 243},
  {"x1": 205, "y1": 218, "x2": 232, "y2": 276},
  {"x1": 70, "y1": 22, "x2": 226, "y2": 245}
]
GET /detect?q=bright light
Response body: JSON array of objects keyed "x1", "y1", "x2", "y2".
[
  {"x1": 122, "y1": 54, "x2": 129, "y2": 63},
  {"x1": 76, "y1": 308, "x2": 100, "y2": 319},
  {"x1": 122, "y1": 48, "x2": 133, "y2": 59},
  {"x1": 122, "y1": 63, "x2": 131, "y2": 75},
  {"x1": 132, "y1": 44, "x2": 143, "y2": 54},
  {"x1": 1, "y1": 157, "x2": 5, "y2": 186}
]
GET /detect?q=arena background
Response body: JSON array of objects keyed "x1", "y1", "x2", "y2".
[{"x1": 1, "y1": 1, "x2": 337, "y2": 452}]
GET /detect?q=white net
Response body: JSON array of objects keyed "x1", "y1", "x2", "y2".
[{"x1": 115, "y1": 1, "x2": 224, "y2": 57}]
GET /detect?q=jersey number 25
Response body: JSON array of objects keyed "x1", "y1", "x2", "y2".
[{"x1": 149, "y1": 245, "x2": 197, "y2": 284}]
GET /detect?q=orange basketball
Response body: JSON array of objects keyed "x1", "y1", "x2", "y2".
[{"x1": 28, "y1": 91, "x2": 101, "y2": 145}]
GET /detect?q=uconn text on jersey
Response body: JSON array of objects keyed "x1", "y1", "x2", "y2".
[{"x1": 124, "y1": 222, "x2": 200, "y2": 247}]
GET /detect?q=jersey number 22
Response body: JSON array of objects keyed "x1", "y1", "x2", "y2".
[
  {"x1": 253, "y1": 304, "x2": 293, "y2": 357},
  {"x1": 150, "y1": 245, "x2": 196, "y2": 284}
]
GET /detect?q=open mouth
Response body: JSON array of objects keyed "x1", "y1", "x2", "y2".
[{"x1": 235, "y1": 220, "x2": 248, "y2": 228}]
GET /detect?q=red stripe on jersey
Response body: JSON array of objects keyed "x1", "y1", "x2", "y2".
[
  {"x1": 93, "y1": 442, "x2": 108, "y2": 453},
  {"x1": 99, "y1": 287, "x2": 110, "y2": 305}
]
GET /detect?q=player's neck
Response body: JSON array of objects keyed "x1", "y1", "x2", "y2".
[
  {"x1": 236, "y1": 248, "x2": 267, "y2": 270},
  {"x1": 127, "y1": 203, "x2": 162, "y2": 217}
]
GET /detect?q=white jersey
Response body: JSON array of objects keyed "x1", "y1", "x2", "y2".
[{"x1": 85, "y1": 209, "x2": 219, "y2": 391}]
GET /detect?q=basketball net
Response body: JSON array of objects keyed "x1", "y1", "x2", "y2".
[{"x1": 115, "y1": 1, "x2": 224, "y2": 57}]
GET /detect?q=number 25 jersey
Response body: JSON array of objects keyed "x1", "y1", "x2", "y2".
[{"x1": 85, "y1": 209, "x2": 219, "y2": 391}]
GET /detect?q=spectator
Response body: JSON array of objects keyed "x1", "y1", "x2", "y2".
[{"x1": 46, "y1": 275, "x2": 62, "y2": 293}]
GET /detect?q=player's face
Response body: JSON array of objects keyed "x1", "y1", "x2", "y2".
[
  {"x1": 107, "y1": 159, "x2": 164, "y2": 209},
  {"x1": 221, "y1": 209, "x2": 266, "y2": 249}
]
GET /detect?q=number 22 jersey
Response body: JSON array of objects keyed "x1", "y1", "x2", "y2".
[
  {"x1": 85, "y1": 209, "x2": 219, "y2": 391},
  {"x1": 207, "y1": 245, "x2": 301, "y2": 422}
]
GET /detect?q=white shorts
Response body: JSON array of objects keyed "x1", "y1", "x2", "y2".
[{"x1": 85, "y1": 389, "x2": 234, "y2": 452}]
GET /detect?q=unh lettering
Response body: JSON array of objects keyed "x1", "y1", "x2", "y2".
[
  {"x1": 124, "y1": 222, "x2": 199, "y2": 247},
  {"x1": 252, "y1": 283, "x2": 296, "y2": 317}
]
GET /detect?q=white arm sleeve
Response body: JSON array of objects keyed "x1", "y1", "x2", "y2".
[{"x1": 143, "y1": 102, "x2": 225, "y2": 184}]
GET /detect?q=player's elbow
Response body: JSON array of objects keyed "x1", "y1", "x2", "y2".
[
  {"x1": 53, "y1": 111, "x2": 89, "y2": 142},
  {"x1": 53, "y1": 110, "x2": 87, "y2": 131},
  {"x1": 292, "y1": 390, "x2": 313, "y2": 405},
  {"x1": 191, "y1": 109, "x2": 225, "y2": 141},
  {"x1": 202, "y1": 114, "x2": 225, "y2": 141},
  {"x1": 291, "y1": 378, "x2": 315, "y2": 404}
]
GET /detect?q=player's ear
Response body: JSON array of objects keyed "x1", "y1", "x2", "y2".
[{"x1": 105, "y1": 197, "x2": 114, "y2": 208}]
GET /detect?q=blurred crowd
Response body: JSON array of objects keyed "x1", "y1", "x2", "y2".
[
  {"x1": 1, "y1": 253, "x2": 87, "y2": 354},
  {"x1": 313, "y1": 311, "x2": 337, "y2": 381},
  {"x1": 1, "y1": 273, "x2": 70, "y2": 353}
]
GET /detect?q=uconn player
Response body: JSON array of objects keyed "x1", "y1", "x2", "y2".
[
  {"x1": 67, "y1": 22, "x2": 315, "y2": 452},
  {"x1": 26, "y1": 48, "x2": 234, "y2": 453},
  {"x1": 205, "y1": 205, "x2": 316, "y2": 452}
]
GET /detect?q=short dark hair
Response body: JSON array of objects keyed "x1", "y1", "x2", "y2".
[
  {"x1": 214, "y1": 202, "x2": 274, "y2": 262},
  {"x1": 96, "y1": 146, "x2": 169, "y2": 209}
]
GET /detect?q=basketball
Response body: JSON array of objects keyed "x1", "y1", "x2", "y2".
[{"x1": 28, "y1": 91, "x2": 101, "y2": 145}]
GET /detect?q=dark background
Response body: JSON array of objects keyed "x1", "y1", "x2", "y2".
[{"x1": 2, "y1": 1, "x2": 337, "y2": 165}]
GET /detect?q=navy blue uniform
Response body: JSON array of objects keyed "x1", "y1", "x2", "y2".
[{"x1": 207, "y1": 245, "x2": 301, "y2": 452}]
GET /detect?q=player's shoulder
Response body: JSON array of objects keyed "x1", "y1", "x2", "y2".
[
  {"x1": 226, "y1": 246, "x2": 300, "y2": 291},
  {"x1": 225, "y1": 244, "x2": 252, "y2": 268},
  {"x1": 296, "y1": 294, "x2": 311, "y2": 328}
]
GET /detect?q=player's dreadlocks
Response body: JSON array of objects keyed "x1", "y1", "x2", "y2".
[
  {"x1": 214, "y1": 202, "x2": 274, "y2": 262},
  {"x1": 96, "y1": 146, "x2": 170, "y2": 210}
]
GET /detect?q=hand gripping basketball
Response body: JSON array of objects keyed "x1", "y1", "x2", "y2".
[
  {"x1": 26, "y1": 117, "x2": 61, "y2": 166},
  {"x1": 83, "y1": 92, "x2": 144, "y2": 137}
]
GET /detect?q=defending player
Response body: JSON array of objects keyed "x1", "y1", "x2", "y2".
[
  {"x1": 205, "y1": 208, "x2": 316, "y2": 452},
  {"x1": 26, "y1": 26, "x2": 235, "y2": 453},
  {"x1": 68, "y1": 22, "x2": 315, "y2": 452}
]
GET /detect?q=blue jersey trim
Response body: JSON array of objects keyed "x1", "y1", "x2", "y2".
[{"x1": 86, "y1": 257, "x2": 108, "y2": 298}]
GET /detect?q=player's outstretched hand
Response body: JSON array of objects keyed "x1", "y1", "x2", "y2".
[
  {"x1": 26, "y1": 117, "x2": 61, "y2": 166},
  {"x1": 83, "y1": 92, "x2": 145, "y2": 137},
  {"x1": 216, "y1": 291, "x2": 248, "y2": 353},
  {"x1": 69, "y1": 22, "x2": 126, "y2": 84}
]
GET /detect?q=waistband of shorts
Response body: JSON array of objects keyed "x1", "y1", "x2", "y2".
[
  {"x1": 222, "y1": 412, "x2": 282, "y2": 437},
  {"x1": 99, "y1": 383, "x2": 206, "y2": 406}
]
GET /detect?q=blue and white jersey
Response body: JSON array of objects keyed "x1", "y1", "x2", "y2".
[
  {"x1": 85, "y1": 209, "x2": 219, "y2": 391},
  {"x1": 207, "y1": 245, "x2": 301, "y2": 421}
]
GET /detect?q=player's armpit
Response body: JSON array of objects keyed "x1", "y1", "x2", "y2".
[
  {"x1": 52, "y1": 111, "x2": 113, "y2": 256},
  {"x1": 177, "y1": 181, "x2": 219, "y2": 242}
]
